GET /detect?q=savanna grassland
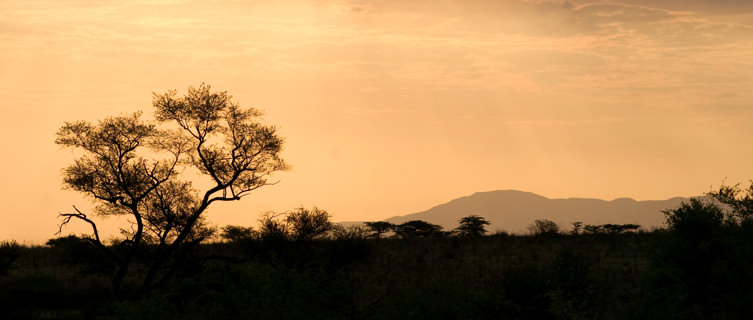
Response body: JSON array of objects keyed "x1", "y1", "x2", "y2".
[{"x1": 2, "y1": 210, "x2": 753, "y2": 320}]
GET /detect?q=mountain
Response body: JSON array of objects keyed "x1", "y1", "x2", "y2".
[{"x1": 382, "y1": 190, "x2": 688, "y2": 234}]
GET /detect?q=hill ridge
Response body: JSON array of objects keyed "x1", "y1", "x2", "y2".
[{"x1": 370, "y1": 190, "x2": 686, "y2": 234}]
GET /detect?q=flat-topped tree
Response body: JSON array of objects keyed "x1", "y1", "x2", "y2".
[
  {"x1": 56, "y1": 83, "x2": 288, "y2": 298},
  {"x1": 393, "y1": 220, "x2": 443, "y2": 238},
  {"x1": 455, "y1": 215, "x2": 490, "y2": 237},
  {"x1": 364, "y1": 221, "x2": 394, "y2": 239}
]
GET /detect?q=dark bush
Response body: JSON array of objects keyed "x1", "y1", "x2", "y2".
[{"x1": 0, "y1": 240, "x2": 20, "y2": 276}]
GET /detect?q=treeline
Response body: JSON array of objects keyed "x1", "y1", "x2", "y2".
[
  {"x1": 219, "y1": 210, "x2": 643, "y2": 243},
  {"x1": 220, "y1": 211, "x2": 493, "y2": 242},
  {"x1": 2, "y1": 183, "x2": 753, "y2": 319}
]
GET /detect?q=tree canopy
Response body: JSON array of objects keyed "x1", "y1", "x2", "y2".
[
  {"x1": 393, "y1": 220, "x2": 443, "y2": 238},
  {"x1": 528, "y1": 219, "x2": 560, "y2": 236},
  {"x1": 364, "y1": 221, "x2": 394, "y2": 239},
  {"x1": 455, "y1": 215, "x2": 490, "y2": 236},
  {"x1": 55, "y1": 83, "x2": 288, "y2": 297}
]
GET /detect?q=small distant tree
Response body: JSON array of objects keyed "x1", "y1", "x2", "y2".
[
  {"x1": 528, "y1": 219, "x2": 559, "y2": 236},
  {"x1": 286, "y1": 206, "x2": 333, "y2": 242},
  {"x1": 571, "y1": 221, "x2": 583, "y2": 235},
  {"x1": 393, "y1": 220, "x2": 443, "y2": 238},
  {"x1": 257, "y1": 211, "x2": 289, "y2": 242},
  {"x1": 455, "y1": 215, "x2": 490, "y2": 236},
  {"x1": 330, "y1": 224, "x2": 369, "y2": 241},
  {"x1": 220, "y1": 225, "x2": 255, "y2": 242},
  {"x1": 602, "y1": 223, "x2": 641, "y2": 234},
  {"x1": 364, "y1": 221, "x2": 394, "y2": 239},
  {"x1": 583, "y1": 224, "x2": 604, "y2": 234},
  {"x1": 621, "y1": 223, "x2": 641, "y2": 233}
]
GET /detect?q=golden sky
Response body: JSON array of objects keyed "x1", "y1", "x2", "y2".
[{"x1": 1, "y1": 0, "x2": 752, "y2": 243}]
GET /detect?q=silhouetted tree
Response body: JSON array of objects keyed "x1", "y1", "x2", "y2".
[
  {"x1": 659, "y1": 197, "x2": 728, "y2": 316},
  {"x1": 663, "y1": 198, "x2": 724, "y2": 239},
  {"x1": 602, "y1": 223, "x2": 641, "y2": 234},
  {"x1": 571, "y1": 221, "x2": 583, "y2": 235},
  {"x1": 257, "y1": 211, "x2": 289, "y2": 242},
  {"x1": 583, "y1": 224, "x2": 603, "y2": 234},
  {"x1": 220, "y1": 225, "x2": 256, "y2": 242},
  {"x1": 55, "y1": 83, "x2": 288, "y2": 298},
  {"x1": 286, "y1": 206, "x2": 333, "y2": 242},
  {"x1": 708, "y1": 181, "x2": 753, "y2": 223},
  {"x1": 393, "y1": 220, "x2": 443, "y2": 238},
  {"x1": 330, "y1": 224, "x2": 370, "y2": 241},
  {"x1": 364, "y1": 221, "x2": 394, "y2": 239},
  {"x1": 528, "y1": 219, "x2": 559, "y2": 235},
  {"x1": 455, "y1": 215, "x2": 490, "y2": 236}
]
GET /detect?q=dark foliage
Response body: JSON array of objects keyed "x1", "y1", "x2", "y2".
[
  {"x1": 571, "y1": 221, "x2": 583, "y2": 235},
  {"x1": 454, "y1": 215, "x2": 490, "y2": 236},
  {"x1": 393, "y1": 220, "x2": 443, "y2": 238},
  {"x1": 220, "y1": 225, "x2": 255, "y2": 242},
  {"x1": 255, "y1": 207, "x2": 334, "y2": 243},
  {"x1": 364, "y1": 221, "x2": 394, "y2": 239},
  {"x1": 0, "y1": 241, "x2": 21, "y2": 276},
  {"x1": 646, "y1": 186, "x2": 753, "y2": 319},
  {"x1": 4, "y1": 227, "x2": 753, "y2": 319},
  {"x1": 583, "y1": 223, "x2": 641, "y2": 234},
  {"x1": 54, "y1": 84, "x2": 288, "y2": 298},
  {"x1": 528, "y1": 219, "x2": 559, "y2": 235},
  {"x1": 286, "y1": 206, "x2": 333, "y2": 242},
  {"x1": 10, "y1": 182, "x2": 753, "y2": 318}
]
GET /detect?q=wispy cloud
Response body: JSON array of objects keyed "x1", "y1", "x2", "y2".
[{"x1": 507, "y1": 116, "x2": 635, "y2": 129}]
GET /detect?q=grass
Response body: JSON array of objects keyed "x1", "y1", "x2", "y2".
[{"x1": 1, "y1": 231, "x2": 751, "y2": 319}]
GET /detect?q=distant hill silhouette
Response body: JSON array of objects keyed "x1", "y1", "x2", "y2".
[{"x1": 376, "y1": 190, "x2": 687, "y2": 234}]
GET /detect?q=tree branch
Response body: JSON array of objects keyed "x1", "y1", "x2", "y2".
[{"x1": 57, "y1": 206, "x2": 123, "y2": 266}]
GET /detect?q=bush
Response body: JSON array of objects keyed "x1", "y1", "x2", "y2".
[
  {"x1": 257, "y1": 211, "x2": 289, "y2": 242},
  {"x1": 0, "y1": 240, "x2": 21, "y2": 276},
  {"x1": 329, "y1": 224, "x2": 369, "y2": 241},
  {"x1": 220, "y1": 225, "x2": 256, "y2": 242},
  {"x1": 663, "y1": 198, "x2": 724, "y2": 240},
  {"x1": 286, "y1": 207, "x2": 333, "y2": 242},
  {"x1": 528, "y1": 219, "x2": 559, "y2": 236}
]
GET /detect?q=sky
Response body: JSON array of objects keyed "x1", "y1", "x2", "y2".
[{"x1": 1, "y1": 0, "x2": 752, "y2": 243}]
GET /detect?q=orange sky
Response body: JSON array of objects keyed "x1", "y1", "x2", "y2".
[{"x1": 1, "y1": 0, "x2": 752, "y2": 243}]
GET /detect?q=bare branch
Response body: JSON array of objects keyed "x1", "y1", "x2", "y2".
[{"x1": 57, "y1": 206, "x2": 101, "y2": 242}]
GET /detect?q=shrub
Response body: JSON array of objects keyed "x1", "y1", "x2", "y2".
[
  {"x1": 528, "y1": 219, "x2": 560, "y2": 236},
  {"x1": 330, "y1": 224, "x2": 369, "y2": 241},
  {"x1": 0, "y1": 240, "x2": 21, "y2": 276},
  {"x1": 663, "y1": 198, "x2": 724, "y2": 240},
  {"x1": 220, "y1": 225, "x2": 256, "y2": 242},
  {"x1": 286, "y1": 207, "x2": 333, "y2": 242}
]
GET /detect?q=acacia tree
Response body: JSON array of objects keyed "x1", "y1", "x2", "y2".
[
  {"x1": 56, "y1": 83, "x2": 288, "y2": 298},
  {"x1": 528, "y1": 219, "x2": 559, "y2": 236},
  {"x1": 285, "y1": 206, "x2": 333, "y2": 242},
  {"x1": 220, "y1": 225, "x2": 256, "y2": 242},
  {"x1": 454, "y1": 215, "x2": 490, "y2": 236},
  {"x1": 364, "y1": 221, "x2": 394, "y2": 239},
  {"x1": 393, "y1": 220, "x2": 443, "y2": 238}
]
